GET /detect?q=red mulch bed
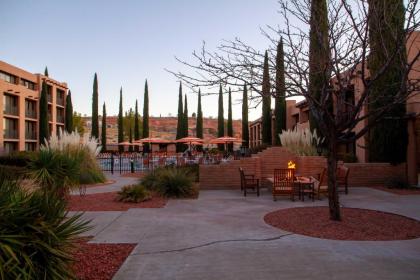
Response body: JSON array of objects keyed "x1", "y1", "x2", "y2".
[
  {"x1": 82, "y1": 180, "x2": 116, "y2": 188},
  {"x1": 371, "y1": 186, "x2": 420, "y2": 195},
  {"x1": 72, "y1": 238, "x2": 135, "y2": 280},
  {"x1": 264, "y1": 206, "x2": 420, "y2": 241},
  {"x1": 68, "y1": 192, "x2": 167, "y2": 211}
]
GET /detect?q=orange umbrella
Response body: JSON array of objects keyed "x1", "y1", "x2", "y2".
[
  {"x1": 138, "y1": 137, "x2": 170, "y2": 144},
  {"x1": 209, "y1": 136, "x2": 242, "y2": 144},
  {"x1": 118, "y1": 141, "x2": 132, "y2": 146},
  {"x1": 175, "y1": 137, "x2": 204, "y2": 143},
  {"x1": 190, "y1": 141, "x2": 203, "y2": 146}
]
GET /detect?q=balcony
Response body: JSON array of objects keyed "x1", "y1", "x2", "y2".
[
  {"x1": 56, "y1": 89, "x2": 65, "y2": 106},
  {"x1": 4, "y1": 105, "x2": 18, "y2": 116},
  {"x1": 4, "y1": 129, "x2": 18, "y2": 139},
  {"x1": 25, "y1": 121, "x2": 37, "y2": 140},
  {"x1": 56, "y1": 113, "x2": 64, "y2": 124},
  {"x1": 25, "y1": 99, "x2": 37, "y2": 119}
]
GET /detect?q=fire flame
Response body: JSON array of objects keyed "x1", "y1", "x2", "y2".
[{"x1": 288, "y1": 160, "x2": 296, "y2": 169}]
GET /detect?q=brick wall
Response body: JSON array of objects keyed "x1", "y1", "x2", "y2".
[
  {"x1": 344, "y1": 163, "x2": 407, "y2": 187},
  {"x1": 199, "y1": 147, "x2": 407, "y2": 189}
]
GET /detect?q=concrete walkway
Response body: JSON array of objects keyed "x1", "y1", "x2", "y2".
[{"x1": 71, "y1": 180, "x2": 420, "y2": 280}]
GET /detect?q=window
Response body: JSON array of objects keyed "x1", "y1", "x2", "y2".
[
  {"x1": 47, "y1": 85, "x2": 52, "y2": 102},
  {"x1": 3, "y1": 142, "x2": 18, "y2": 153},
  {"x1": 3, "y1": 94, "x2": 19, "y2": 116},
  {"x1": 56, "y1": 89, "x2": 65, "y2": 106},
  {"x1": 56, "y1": 107, "x2": 64, "y2": 123},
  {"x1": 0, "y1": 71, "x2": 17, "y2": 84},
  {"x1": 48, "y1": 105, "x2": 52, "y2": 121},
  {"x1": 3, "y1": 118, "x2": 18, "y2": 139},
  {"x1": 25, "y1": 121, "x2": 37, "y2": 140},
  {"x1": 20, "y1": 79, "x2": 36, "y2": 90},
  {"x1": 25, "y1": 142, "x2": 36, "y2": 151},
  {"x1": 25, "y1": 99, "x2": 37, "y2": 119}
]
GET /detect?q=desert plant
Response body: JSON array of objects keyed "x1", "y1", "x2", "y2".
[
  {"x1": 28, "y1": 149, "x2": 80, "y2": 196},
  {"x1": 42, "y1": 130, "x2": 105, "y2": 185},
  {"x1": 141, "y1": 167, "x2": 196, "y2": 198},
  {"x1": 279, "y1": 127, "x2": 324, "y2": 156},
  {"x1": 0, "y1": 180, "x2": 90, "y2": 279},
  {"x1": 118, "y1": 184, "x2": 151, "y2": 203},
  {"x1": 154, "y1": 168, "x2": 194, "y2": 198}
]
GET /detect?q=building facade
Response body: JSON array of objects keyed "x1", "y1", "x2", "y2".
[
  {"x1": 249, "y1": 32, "x2": 420, "y2": 182},
  {"x1": 0, "y1": 60, "x2": 68, "y2": 153}
]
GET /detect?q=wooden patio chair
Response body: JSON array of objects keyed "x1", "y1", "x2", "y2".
[
  {"x1": 337, "y1": 165, "x2": 350, "y2": 194},
  {"x1": 272, "y1": 169, "x2": 296, "y2": 201},
  {"x1": 313, "y1": 168, "x2": 328, "y2": 199},
  {"x1": 239, "y1": 168, "x2": 260, "y2": 196}
]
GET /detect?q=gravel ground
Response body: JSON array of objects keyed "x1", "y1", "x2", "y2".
[
  {"x1": 264, "y1": 206, "x2": 420, "y2": 241},
  {"x1": 72, "y1": 238, "x2": 136, "y2": 280}
]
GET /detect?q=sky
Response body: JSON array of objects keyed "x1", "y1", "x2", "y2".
[{"x1": 0, "y1": 0, "x2": 282, "y2": 121}]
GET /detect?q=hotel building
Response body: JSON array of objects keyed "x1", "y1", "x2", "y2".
[{"x1": 0, "y1": 60, "x2": 68, "y2": 153}]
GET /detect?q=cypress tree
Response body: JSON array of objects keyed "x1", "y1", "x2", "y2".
[
  {"x1": 128, "y1": 120, "x2": 133, "y2": 153},
  {"x1": 142, "y1": 80, "x2": 150, "y2": 152},
  {"x1": 227, "y1": 88, "x2": 233, "y2": 152},
  {"x1": 65, "y1": 90, "x2": 73, "y2": 133},
  {"x1": 184, "y1": 94, "x2": 189, "y2": 137},
  {"x1": 91, "y1": 73, "x2": 99, "y2": 139},
  {"x1": 176, "y1": 83, "x2": 184, "y2": 152},
  {"x1": 39, "y1": 81, "x2": 49, "y2": 145},
  {"x1": 118, "y1": 88, "x2": 124, "y2": 153},
  {"x1": 274, "y1": 38, "x2": 287, "y2": 145},
  {"x1": 196, "y1": 89, "x2": 203, "y2": 139},
  {"x1": 368, "y1": 0, "x2": 407, "y2": 163},
  {"x1": 101, "y1": 102, "x2": 107, "y2": 152},
  {"x1": 261, "y1": 50, "x2": 272, "y2": 145},
  {"x1": 217, "y1": 85, "x2": 225, "y2": 151},
  {"x1": 44, "y1": 67, "x2": 49, "y2": 77},
  {"x1": 308, "y1": 0, "x2": 330, "y2": 136},
  {"x1": 242, "y1": 84, "x2": 249, "y2": 148},
  {"x1": 134, "y1": 100, "x2": 140, "y2": 152}
]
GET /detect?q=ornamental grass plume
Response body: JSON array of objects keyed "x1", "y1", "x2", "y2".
[{"x1": 279, "y1": 127, "x2": 324, "y2": 156}]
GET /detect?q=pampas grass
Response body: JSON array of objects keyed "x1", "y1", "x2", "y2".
[
  {"x1": 279, "y1": 127, "x2": 324, "y2": 156},
  {"x1": 42, "y1": 130, "x2": 105, "y2": 184}
]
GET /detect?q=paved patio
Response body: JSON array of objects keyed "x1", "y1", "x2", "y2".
[{"x1": 71, "y1": 179, "x2": 420, "y2": 280}]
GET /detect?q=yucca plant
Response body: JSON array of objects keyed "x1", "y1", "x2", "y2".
[
  {"x1": 118, "y1": 184, "x2": 151, "y2": 203},
  {"x1": 28, "y1": 149, "x2": 80, "y2": 196},
  {"x1": 0, "y1": 180, "x2": 90, "y2": 279},
  {"x1": 279, "y1": 127, "x2": 324, "y2": 156}
]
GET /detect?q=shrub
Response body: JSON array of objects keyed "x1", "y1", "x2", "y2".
[
  {"x1": 0, "y1": 151, "x2": 36, "y2": 167},
  {"x1": 0, "y1": 179, "x2": 90, "y2": 279},
  {"x1": 175, "y1": 164, "x2": 199, "y2": 182},
  {"x1": 142, "y1": 167, "x2": 196, "y2": 198},
  {"x1": 0, "y1": 165, "x2": 27, "y2": 182},
  {"x1": 42, "y1": 130, "x2": 105, "y2": 185},
  {"x1": 385, "y1": 177, "x2": 411, "y2": 189},
  {"x1": 28, "y1": 149, "x2": 80, "y2": 196},
  {"x1": 118, "y1": 184, "x2": 151, "y2": 203},
  {"x1": 279, "y1": 128, "x2": 324, "y2": 156}
]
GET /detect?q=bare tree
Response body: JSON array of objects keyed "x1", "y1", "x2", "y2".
[{"x1": 168, "y1": 0, "x2": 420, "y2": 220}]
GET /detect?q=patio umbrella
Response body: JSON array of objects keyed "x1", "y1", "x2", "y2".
[
  {"x1": 176, "y1": 136, "x2": 204, "y2": 151},
  {"x1": 118, "y1": 141, "x2": 132, "y2": 146},
  {"x1": 209, "y1": 136, "x2": 243, "y2": 151},
  {"x1": 138, "y1": 137, "x2": 170, "y2": 144}
]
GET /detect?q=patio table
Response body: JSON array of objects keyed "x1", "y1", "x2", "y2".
[{"x1": 267, "y1": 176, "x2": 315, "y2": 201}]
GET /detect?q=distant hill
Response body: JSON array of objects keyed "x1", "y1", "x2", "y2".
[{"x1": 82, "y1": 116, "x2": 243, "y2": 144}]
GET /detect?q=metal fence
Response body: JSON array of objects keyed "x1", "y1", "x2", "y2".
[{"x1": 96, "y1": 151, "x2": 252, "y2": 174}]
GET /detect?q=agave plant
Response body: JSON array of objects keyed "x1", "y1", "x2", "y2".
[
  {"x1": 279, "y1": 127, "x2": 324, "y2": 156},
  {"x1": 0, "y1": 179, "x2": 90, "y2": 279}
]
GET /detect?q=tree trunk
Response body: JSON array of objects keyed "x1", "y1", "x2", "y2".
[{"x1": 327, "y1": 139, "x2": 341, "y2": 221}]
